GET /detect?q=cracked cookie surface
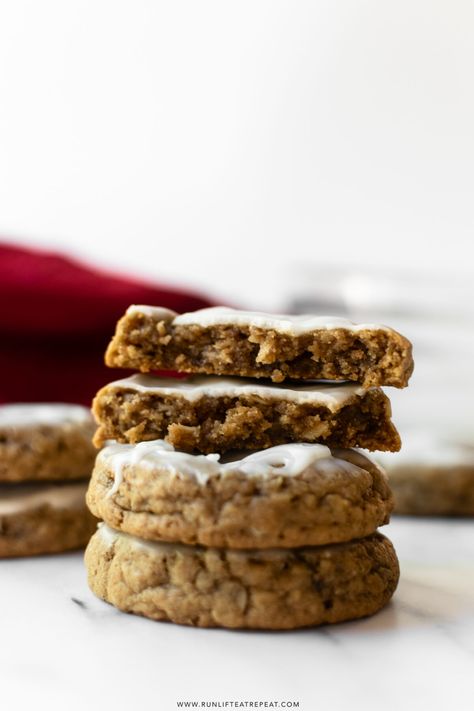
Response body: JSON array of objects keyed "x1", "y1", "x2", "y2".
[
  {"x1": 85, "y1": 525, "x2": 399, "y2": 629},
  {"x1": 87, "y1": 441, "x2": 393, "y2": 548}
]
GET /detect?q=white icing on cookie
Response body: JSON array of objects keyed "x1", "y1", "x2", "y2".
[
  {"x1": 224, "y1": 443, "x2": 332, "y2": 477},
  {"x1": 106, "y1": 374, "x2": 368, "y2": 409},
  {"x1": 128, "y1": 305, "x2": 391, "y2": 334},
  {"x1": 97, "y1": 521, "x2": 121, "y2": 546},
  {"x1": 0, "y1": 403, "x2": 93, "y2": 429},
  {"x1": 98, "y1": 524, "x2": 304, "y2": 557},
  {"x1": 126, "y1": 304, "x2": 177, "y2": 320},
  {"x1": 0, "y1": 481, "x2": 88, "y2": 516},
  {"x1": 97, "y1": 522, "x2": 192, "y2": 553},
  {"x1": 99, "y1": 439, "x2": 339, "y2": 493},
  {"x1": 102, "y1": 439, "x2": 221, "y2": 493}
]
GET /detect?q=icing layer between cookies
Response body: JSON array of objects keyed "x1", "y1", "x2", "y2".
[
  {"x1": 98, "y1": 522, "x2": 192, "y2": 554},
  {"x1": 98, "y1": 523, "x2": 307, "y2": 557},
  {"x1": 0, "y1": 481, "x2": 88, "y2": 515},
  {"x1": 127, "y1": 305, "x2": 390, "y2": 335},
  {"x1": 0, "y1": 403, "x2": 93, "y2": 428},
  {"x1": 107, "y1": 374, "x2": 368, "y2": 409},
  {"x1": 99, "y1": 439, "x2": 345, "y2": 493}
]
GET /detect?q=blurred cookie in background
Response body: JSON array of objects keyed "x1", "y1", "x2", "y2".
[
  {"x1": 376, "y1": 432, "x2": 474, "y2": 516},
  {"x1": 0, "y1": 403, "x2": 98, "y2": 557},
  {"x1": 0, "y1": 481, "x2": 97, "y2": 557},
  {"x1": 0, "y1": 403, "x2": 96, "y2": 482}
]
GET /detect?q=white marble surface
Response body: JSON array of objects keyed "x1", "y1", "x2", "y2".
[{"x1": 1, "y1": 518, "x2": 473, "y2": 711}]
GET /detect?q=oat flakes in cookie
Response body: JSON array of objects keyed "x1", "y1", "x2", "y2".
[
  {"x1": 85, "y1": 524, "x2": 400, "y2": 630},
  {"x1": 92, "y1": 375, "x2": 400, "y2": 453},
  {"x1": 87, "y1": 440, "x2": 393, "y2": 548},
  {"x1": 105, "y1": 305, "x2": 413, "y2": 387}
]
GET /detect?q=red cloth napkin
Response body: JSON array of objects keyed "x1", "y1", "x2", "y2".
[{"x1": 0, "y1": 242, "x2": 213, "y2": 405}]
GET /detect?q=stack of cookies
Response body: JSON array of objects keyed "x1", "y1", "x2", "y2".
[
  {"x1": 85, "y1": 306, "x2": 413, "y2": 629},
  {"x1": 0, "y1": 403, "x2": 97, "y2": 557}
]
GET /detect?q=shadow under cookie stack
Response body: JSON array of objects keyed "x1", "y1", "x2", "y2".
[{"x1": 85, "y1": 306, "x2": 413, "y2": 630}]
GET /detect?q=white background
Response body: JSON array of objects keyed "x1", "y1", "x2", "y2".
[
  {"x1": 0, "y1": 1, "x2": 473, "y2": 307},
  {"x1": 1, "y1": 5, "x2": 474, "y2": 711}
]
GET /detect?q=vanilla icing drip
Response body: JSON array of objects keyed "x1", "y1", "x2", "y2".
[
  {"x1": 0, "y1": 481, "x2": 88, "y2": 515},
  {"x1": 224, "y1": 443, "x2": 331, "y2": 477},
  {"x1": 128, "y1": 304, "x2": 390, "y2": 334},
  {"x1": 102, "y1": 440, "x2": 221, "y2": 493},
  {"x1": 0, "y1": 403, "x2": 93, "y2": 428},
  {"x1": 99, "y1": 440, "x2": 337, "y2": 494},
  {"x1": 107, "y1": 374, "x2": 367, "y2": 409}
]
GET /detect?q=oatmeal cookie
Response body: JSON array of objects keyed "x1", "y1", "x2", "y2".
[
  {"x1": 92, "y1": 375, "x2": 400, "y2": 453},
  {"x1": 0, "y1": 404, "x2": 96, "y2": 482},
  {"x1": 0, "y1": 480, "x2": 97, "y2": 557},
  {"x1": 105, "y1": 305, "x2": 413, "y2": 387},
  {"x1": 87, "y1": 440, "x2": 393, "y2": 548},
  {"x1": 377, "y1": 434, "x2": 474, "y2": 516},
  {"x1": 85, "y1": 525, "x2": 399, "y2": 629}
]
